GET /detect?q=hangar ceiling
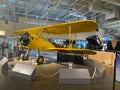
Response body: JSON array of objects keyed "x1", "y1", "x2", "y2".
[
  {"x1": 0, "y1": 0, "x2": 94, "y2": 23},
  {"x1": 0, "y1": 0, "x2": 120, "y2": 38},
  {"x1": 0, "y1": 0, "x2": 119, "y2": 23}
]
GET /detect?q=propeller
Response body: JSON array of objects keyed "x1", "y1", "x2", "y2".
[{"x1": 20, "y1": 32, "x2": 30, "y2": 46}]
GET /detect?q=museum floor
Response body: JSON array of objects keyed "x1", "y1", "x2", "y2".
[{"x1": 0, "y1": 59, "x2": 120, "y2": 90}]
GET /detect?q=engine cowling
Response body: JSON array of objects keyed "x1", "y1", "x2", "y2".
[{"x1": 20, "y1": 32, "x2": 30, "y2": 46}]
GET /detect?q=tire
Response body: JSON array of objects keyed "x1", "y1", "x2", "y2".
[{"x1": 37, "y1": 56, "x2": 44, "y2": 64}]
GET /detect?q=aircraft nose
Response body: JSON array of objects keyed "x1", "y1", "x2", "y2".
[{"x1": 20, "y1": 32, "x2": 30, "y2": 46}]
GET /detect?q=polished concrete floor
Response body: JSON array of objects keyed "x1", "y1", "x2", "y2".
[{"x1": 0, "y1": 59, "x2": 120, "y2": 90}]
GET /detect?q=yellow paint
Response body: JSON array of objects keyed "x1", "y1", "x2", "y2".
[
  {"x1": 27, "y1": 33, "x2": 56, "y2": 50},
  {"x1": 34, "y1": 62, "x2": 38, "y2": 66},
  {"x1": 19, "y1": 58, "x2": 23, "y2": 62},
  {"x1": 68, "y1": 25, "x2": 72, "y2": 48},
  {"x1": 14, "y1": 20, "x2": 98, "y2": 55},
  {"x1": 48, "y1": 48, "x2": 96, "y2": 55},
  {"x1": 39, "y1": 58, "x2": 43, "y2": 63},
  {"x1": 14, "y1": 20, "x2": 98, "y2": 35},
  {"x1": 16, "y1": 46, "x2": 28, "y2": 49}
]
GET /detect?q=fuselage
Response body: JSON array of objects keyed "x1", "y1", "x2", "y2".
[{"x1": 20, "y1": 32, "x2": 56, "y2": 51}]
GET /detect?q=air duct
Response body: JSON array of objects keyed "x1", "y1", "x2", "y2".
[{"x1": 89, "y1": 1, "x2": 120, "y2": 20}]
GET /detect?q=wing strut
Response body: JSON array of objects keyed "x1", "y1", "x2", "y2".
[{"x1": 68, "y1": 25, "x2": 72, "y2": 48}]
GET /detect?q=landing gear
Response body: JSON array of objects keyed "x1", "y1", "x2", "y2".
[
  {"x1": 22, "y1": 54, "x2": 29, "y2": 60},
  {"x1": 37, "y1": 56, "x2": 44, "y2": 64},
  {"x1": 20, "y1": 49, "x2": 30, "y2": 60}
]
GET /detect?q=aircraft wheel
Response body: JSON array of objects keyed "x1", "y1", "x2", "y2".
[
  {"x1": 37, "y1": 56, "x2": 44, "y2": 64},
  {"x1": 22, "y1": 54, "x2": 29, "y2": 60}
]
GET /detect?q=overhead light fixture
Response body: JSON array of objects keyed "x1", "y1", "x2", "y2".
[{"x1": 0, "y1": 30, "x2": 6, "y2": 35}]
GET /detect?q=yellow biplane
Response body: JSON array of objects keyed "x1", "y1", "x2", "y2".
[{"x1": 14, "y1": 20, "x2": 98, "y2": 64}]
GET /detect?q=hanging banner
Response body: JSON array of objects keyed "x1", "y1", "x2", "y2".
[{"x1": 116, "y1": 51, "x2": 120, "y2": 82}]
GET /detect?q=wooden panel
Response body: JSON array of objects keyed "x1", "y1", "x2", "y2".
[{"x1": 89, "y1": 51, "x2": 115, "y2": 65}]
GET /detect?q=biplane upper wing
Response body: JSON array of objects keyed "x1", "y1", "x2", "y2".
[
  {"x1": 45, "y1": 20, "x2": 98, "y2": 34},
  {"x1": 14, "y1": 20, "x2": 98, "y2": 35},
  {"x1": 13, "y1": 27, "x2": 43, "y2": 35}
]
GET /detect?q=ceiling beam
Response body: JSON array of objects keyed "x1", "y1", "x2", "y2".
[
  {"x1": 42, "y1": 0, "x2": 63, "y2": 18},
  {"x1": 55, "y1": 0, "x2": 80, "y2": 21},
  {"x1": 103, "y1": 20, "x2": 120, "y2": 28},
  {"x1": 99, "y1": 0, "x2": 120, "y2": 6}
]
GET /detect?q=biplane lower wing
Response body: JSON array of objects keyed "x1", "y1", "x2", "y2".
[
  {"x1": 48, "y1": 48, "x2": 96, "y2": 55},
  {"x1": 17, "y1": 46, "x2": 28, "y2": 49}
]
